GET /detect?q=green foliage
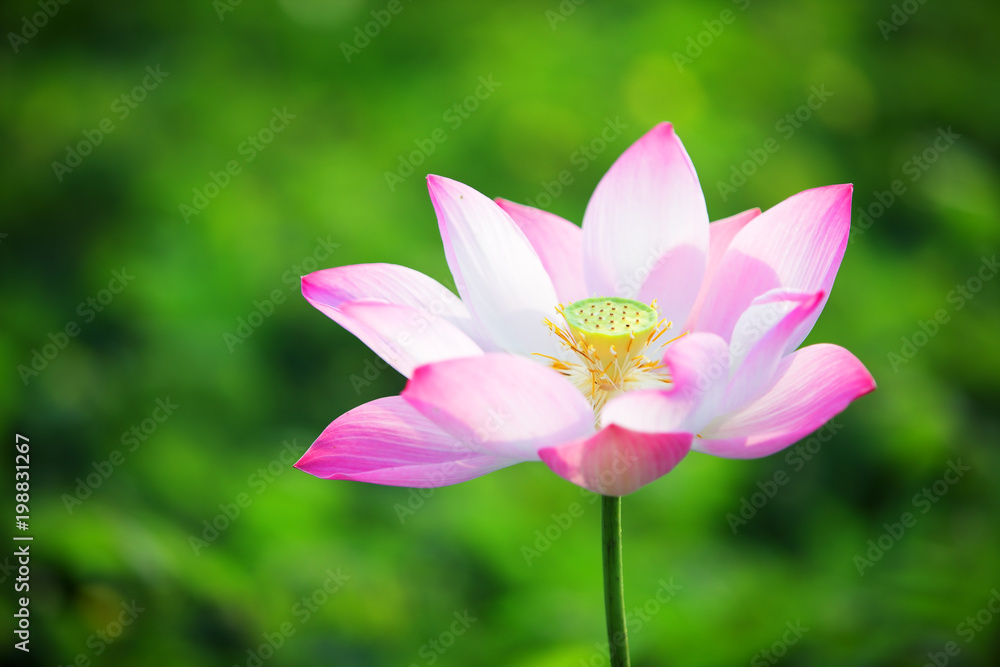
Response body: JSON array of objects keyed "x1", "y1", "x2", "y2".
[{"x1": 2, "y1": 0, "x2": 999, "y2": 664}]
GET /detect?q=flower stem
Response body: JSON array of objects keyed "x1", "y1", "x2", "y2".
[{"x1": 602, "y1": 494, "x2": 631, "y2": 667}]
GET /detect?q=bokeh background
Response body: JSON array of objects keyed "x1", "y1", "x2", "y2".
[{"x1": 3, "y1": 0, "x2": 1000, "y2": 665}]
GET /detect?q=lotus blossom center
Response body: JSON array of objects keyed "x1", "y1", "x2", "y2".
[
  {"x1": 563, "y1": 297, "x2": 659, "y2": 358},
  {"x1": 540, "y1": 297, "x2": 677, "y2": 417}
]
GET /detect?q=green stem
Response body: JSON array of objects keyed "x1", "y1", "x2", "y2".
[{"x1": 602, "y1": 495, "x2": 631, "y2": 667}]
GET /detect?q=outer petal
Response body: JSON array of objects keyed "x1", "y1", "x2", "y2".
[
  {"x1": 697, "y1": 184, "x2": 852, "y2": 348},
  {"x1": 401, "y1": 354, "x2": 595, "y2": 460},
  {"x1": 725, "y1": 289, "x2": 824, "y2": 412},
  {"x1": 337, "y1": 301, "x2": 483, "y2": 378},
  {"x1": 685, "y1": 208, "x2": 760, "y2": 330},
  {"x1": 495, "y1": 198, "x2": 588, "y2": 303},
  {"x1": 538, "y1": 425, "x2": 692, "y2": 496},
  {"x1": 582, "y1": 123, "x2": 709, "y2": 325},
  {"x1": 695, "y1": 344, "x2": 876, "y2": 459},
  {"x1": 302, "y1": 263, "x2": 493, "y2": 350},
  {"x1": 600, "y1": 332, "x2": 730, "y2": 436},
  {"x1": 427, "y1": 176, "x2": 560, "y2": 356},
  {"x1": 295, "y1": 397, "x2": 517, "y2": 487}
]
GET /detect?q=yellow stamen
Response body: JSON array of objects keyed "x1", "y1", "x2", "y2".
[{"x1": 540, "y1": 297, "x2": 684, "y2": 417}]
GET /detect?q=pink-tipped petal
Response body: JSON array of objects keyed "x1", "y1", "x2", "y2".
[
  {"x1": 725, "y1": 289, "x2": 824, "y2": 411},
  {"x1": 402, "y1": 354, "x2": 594, "y2": 460},
  {"x1": 697, "y1": 184, "x2": 853, "y2": 347},
  {"x1": 685, "y1": 208, "x2": 761, "y2": 330},
  {"x1": 601, "y1": 332, "x2": 730, "y2": 435},
  {"x1": 695, "y1": 344, "x2": 876, "y2": 459},
  {"x1": 427, "y1": 176, "x2": 560, "y2": 357},
  {"x1": 582, "y1": 123, "x2": 709, "y2": 324},
  {"x1": 539, "y1": 425, "x2": 692, "y2": 495},
  {"x1": 302, "y1": 263, "x2": 493, "y2": 350},
  {"x1": 495, "y1": 198, "x2": 588, "y2": 303},
  {"x1": 295, "y1": 397, "x2": 517, "y2": 487},
  {"x1": 337, "y1": 301, "x2": 483, "y2": 378}
]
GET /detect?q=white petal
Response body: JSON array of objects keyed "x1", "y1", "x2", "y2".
[
  {"x1": 338, "y1": 301, "x2": 484, "y2": 378},
  {"x1": 725, "y1": 290, "x2": 824, "y2": 411},
  {"x1": 302, "y1": 263, "x2": 494, "y2": 350},
  {"x1": 582, "y1": 123, "x2": 709, "y2": 325},
  {"x1": 428, "y1": 176, "x2": 561, "y2": 357}
]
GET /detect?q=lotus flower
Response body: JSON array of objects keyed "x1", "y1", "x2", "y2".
[{"x1": 296, "y1": 123, "x2": 875, "y2": 496}]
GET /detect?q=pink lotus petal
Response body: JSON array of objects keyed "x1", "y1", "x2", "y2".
[
  {"x1": 696, "y1": 343, "x2": 876, "y2": 459},
  {"x1": 601, "y1": 331, "x2": 730, "y2": 435},
  {"x1": 427, "y1": 175, "x2": 560, "y2": 357},
  {"x1": 685, "y1": 208, "x2": 761, "y2": 330},
  {"x1": 302, "y1": 263, "x2": 494, "y2": 350},
  {"x1": 539, "y1": 425, "x2": 692, "y2": 495},
  {"x1": 725, "y1": 289, "x2": 824, "y2": 411},
  {"x1": 402, "y1": 353, "x2": 595, "y2": 460},
  {"x1": 582, "y1": 123, "x2": 709, "y2": 324},
  {"x1": 297, "y1": 125, "x2": 875, "y2": 496},
  {"x1": 495, "y1": 198, "x2": 588, "y2": 303},
  {"x1": 636, "y1": 243, "x2": 709, "y2": 329},
  {"x1": 295, "y1": 397, "x2": 517, "y2": 487},
  {"x1": 697, "y1": 184, "x2": 853, "y2": 347},
  {"x1": 337, "y1": 301, "x2": 484, "y2": 378}
]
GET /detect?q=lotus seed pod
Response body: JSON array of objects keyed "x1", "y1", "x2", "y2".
[{"x1": 563, "y1": 297, "x2": 658, "y2": 367}]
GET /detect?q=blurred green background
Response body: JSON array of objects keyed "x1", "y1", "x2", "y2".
[{"x1": 3, "y1": 0, "x2": 1000, "y2": 665}]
